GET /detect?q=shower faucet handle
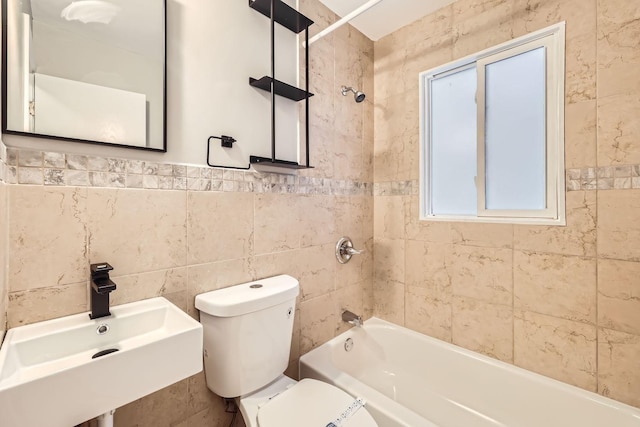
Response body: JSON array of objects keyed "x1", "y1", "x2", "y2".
[{"x1": 336, "y1": 237, "x2": 364, "y2": 264}]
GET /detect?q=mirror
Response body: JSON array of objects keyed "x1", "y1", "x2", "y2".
[{"x1": 2, "y1": 0, "x2": 166, "y2": 151}]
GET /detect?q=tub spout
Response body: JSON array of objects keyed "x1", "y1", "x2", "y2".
[{"x1": 342, "y1": 310, "x2": 363, "y2": 327}]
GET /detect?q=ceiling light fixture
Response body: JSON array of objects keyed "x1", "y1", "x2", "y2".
[{"x1": 60, "y1": 0, "x2": 121, "y2": 24}]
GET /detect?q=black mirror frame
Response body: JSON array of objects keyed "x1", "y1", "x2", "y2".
[{"x1": 1, "y1": 0, "x2": 167, "y2": 152}]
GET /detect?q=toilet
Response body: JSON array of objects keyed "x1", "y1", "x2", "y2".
[{"x1": 195, "y1": 274, "x2": 378, "y2": 427}]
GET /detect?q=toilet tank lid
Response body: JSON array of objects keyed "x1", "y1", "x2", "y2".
[{"x1": 195, "y1": 275, "x2": 299, "y2": 317}]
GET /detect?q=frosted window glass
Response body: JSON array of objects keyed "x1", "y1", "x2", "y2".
[
  {"x1": 484, "y1": 47, "x2": 546, "y2": 210},
  {"x1": 430, "y1": 67, "x2": 478, "y2": 215}
]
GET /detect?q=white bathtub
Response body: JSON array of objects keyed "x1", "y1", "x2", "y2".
[{"x1": 299, "y1": 317, "x2": 640, "y2": 427}]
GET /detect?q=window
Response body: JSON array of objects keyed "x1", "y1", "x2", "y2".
[{"x1": 419, "y1": 23, "x2": 565, "y2": 225}]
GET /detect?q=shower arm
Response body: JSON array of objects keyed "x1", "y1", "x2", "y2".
[{"x1": 303, "y1": 0, "x2": 384, "y2": 47}]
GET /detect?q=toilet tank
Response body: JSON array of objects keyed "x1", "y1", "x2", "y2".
[{"x1": 195, "y1": 275, "x2": 299, "y2": 398}]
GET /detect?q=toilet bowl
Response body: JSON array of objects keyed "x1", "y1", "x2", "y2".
[{"x1": 195, "y1": 275, "x2": 378, "y2": 427}]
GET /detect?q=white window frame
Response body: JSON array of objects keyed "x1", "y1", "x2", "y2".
[{"x1": 419, "y1": 23, "x2": 566, "y2": 225}]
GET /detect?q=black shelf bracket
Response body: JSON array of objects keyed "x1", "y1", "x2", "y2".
[
  {"x1": 249, "y1": 0, "x2": 313, "y2": 33},
  {"x1": 250, "y1": 155, "x2": 313, "y2": 170},
  {"x1": 249, "y1": 77, "x2": 313, "y2": 102}
]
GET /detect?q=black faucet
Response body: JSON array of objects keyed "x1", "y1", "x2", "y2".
[{"x1": 89, "y1": 263, "x2": 117, "y2": 319}]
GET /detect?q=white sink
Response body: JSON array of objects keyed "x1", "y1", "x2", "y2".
[{"x1": 0, "y1": 297, "x2": 203, "y2": 427}]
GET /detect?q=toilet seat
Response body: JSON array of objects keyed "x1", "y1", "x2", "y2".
[{"x1": 255, "y1": 378, "x2": 378, "y2": 427}]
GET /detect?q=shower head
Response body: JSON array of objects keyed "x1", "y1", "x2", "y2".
[{"x1": 341, "y1": 86, "x2": 366, "y2": 103}]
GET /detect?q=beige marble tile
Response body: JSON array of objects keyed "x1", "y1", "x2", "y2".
[
  {"x1": 514, "y1": 310, "x2": 597, "y2": 391},
  {"x1": 298, "y1": 195, "x2": 337, "y2": 247},
  {"x1": 374, "y1": 195, "x2": 405, "y2": 239},
  {"x1": 109, "y1": 267, "x2": 187, "y2": 307},
  {"x1": 598, "y1": 328, "x2": 640, "y2": 408},
  {"x1": 514, "y1": 0, "x2": 597, "y2": 100},
  {"x1": 362, "y1": 279, "x2": 375, "y2": 320},
  {"x1": 514, "y1": 0, "x2": 595, "y2": 36},
  {"x1": 597, "y1": 92, "x2": 640, "y2": 166},
  {"x1": 309, "y1": 36, "x2": 335, "y2": 88},
  {"x1": 297, "y1": 244, "x2": 336, "y2": 301},
  {"x1": 596, "y1": 0, "x2": 640, "y2": 98},
  {"x1": 449, "y1": 245, "x2": 513, "y2": 305},
  {"x1": 514, "y1": 191, "x2": 596, "y2": 257},
  {"x1": 404, "y1": 196, "x2": 453, "y2": 243},
  {"x1": 0, "y1": 183, "x2": 6, "y2": 340},
  {"x1": 304, "y1": 124, "x2": 335, "y2": 179},
  {"x1": 564, "y1": 30, "x2": 597, "y2": 104},
  {"x1": 333, "y1": 131, "x2": 366, "y2": 182},
  {"x1": 7, "y1": 282, "x2": 88, "y2": 328},
  {"x1": 514, "y1": 251, "x2": 596, "y2": 323},
  {"x1": 308, "y1": 76, "x2": 336, "y2": 141},
  {"x1": 251, "y1": 250, "x2": 301, "y2": 284},
  {"x1": 139, "y1": 379, "x2": 190, "y2": 426},
  {"x1": 87, "y1": 188, "x2": 186, "y2": 277},
  {"x1": 597, "y1": 190, "x2": 640, "y2": 261},
  {"x1": 405, "y1": 5, "x2": 453, "y2": 53},
  {"x1": 186, "y1": 258, "x2": 253, "y2": 318},
  {"x1": 299, "y1": 292, "x2": 338, "y2": 354},
  {"x1": 452, "y1": 296, "x2": 513, "y2": 362},
  {"x1": 452, "y1": 0, "x2": 513, "y2": 59},
  {"x1": 373, "y1": 280, "x2": 405, "y2": 326},
  {"x1": 337, "y1": 195, "x2": 374, "y2": 242},
  {"x1": 373, "y1": 90, "x2": 418, "y2": 182},
  {"x1": 186, "y1": 372, "x2": 218, "y2": 416},
  {"x1": 565, "y1": 100, "x2": 597, "y2": 169},
  {"x1": 373, "y1": 238, "x2": 405, "y2": 285},
  {"x1": 9, "y1": 186, "x2": 88, "y2": 291},
  {"x1": 374, "y1": 39, "x2": 410, "y2": 100},
  {"x1": 406, "y1": 285, "x2": 452, "y2": 342},
  {"x1": 187, "y1": 191, "x2": 253, "y2": 264},
  {"x1": 254, "y1": 193, "x2": 302, "y2": 255},
  {"x1": 404, "y1": 240, "x2": 451, "y2": 299},
  {"x1": 113, "y1": 398, "x2": 143, "y2": 427},
  {"x1": 598, "y1": 259, "x2": 640, "y2": 335},
  {"x1": 451, "y1": 222, "x2": 513, "y2": 248}
]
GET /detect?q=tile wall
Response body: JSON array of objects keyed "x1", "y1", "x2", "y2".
[
  {"x1": 0, "y1": 0, "x2": 374, "y2": 425},
  {"x1": 373, "y1": 0, "x2": 639, "y2": 408},
  {"x1": 0, "y1": 141, "x2": 7, "y2": 342}
]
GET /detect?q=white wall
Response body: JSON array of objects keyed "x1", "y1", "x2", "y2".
[{"x1": 5, "y1": 0, "x2": 303, "y2": 168}]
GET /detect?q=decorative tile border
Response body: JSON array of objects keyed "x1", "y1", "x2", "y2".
[
  {"x1": 566, "y1": 166, "x2": 640, "y2": 191},
  {"x1": 2, "y1": 147, "x2": 373, "y2": 196},
  {"x1": 374, "y1": 168, "x2": 640, "y2": 197},
  {"x1": 6, "y1": 146, "x2": 640, "y2": 195},
  {"x1": 0, "y1": 141, "x2": 6, "y2": 184}
]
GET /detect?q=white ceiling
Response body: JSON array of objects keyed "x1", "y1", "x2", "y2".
[{"x1": 317, "y1": 0, "x2": 456, "y2": 41}]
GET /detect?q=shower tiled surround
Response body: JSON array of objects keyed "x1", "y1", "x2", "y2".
[
  {"x1": 0, "y1": 0, "x2": 374, "y2": 425},
  {"x1": 373, "y1": 0, "x2": 639, "y2": 409}
]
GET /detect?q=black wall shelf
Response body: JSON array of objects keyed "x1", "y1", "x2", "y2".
[
  {"x1": 248, "y1": 0, "x2": 313, "y2": 170},
  {"x1": 249, "y1": 0, "x2": 313, "y2": 33},
  {"x1": 249, "y1": 76, "x2": 313, "y2": 102},
  {"x1": 250, "y1": 155, "x2": 313, "y2": 170}
]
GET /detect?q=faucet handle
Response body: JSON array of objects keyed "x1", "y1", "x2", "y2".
[{"x1": 90, "y1": 263, "x2": 114, "y2": 275}]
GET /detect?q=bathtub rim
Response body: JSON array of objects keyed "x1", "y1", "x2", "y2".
[{"x1": 300, "y1": 317, "x2": 640, "y2": 423}]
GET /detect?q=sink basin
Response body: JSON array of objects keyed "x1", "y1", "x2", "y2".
[{"x1": 0, "y1": 297, "x2": 203, "y2": 427}]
